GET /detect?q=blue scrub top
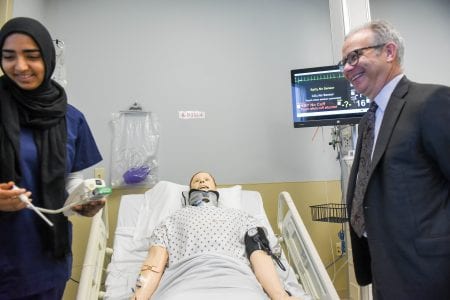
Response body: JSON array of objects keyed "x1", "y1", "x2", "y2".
[{"x1": 0, "y1": 104, "x2": 102, "y2": 298}]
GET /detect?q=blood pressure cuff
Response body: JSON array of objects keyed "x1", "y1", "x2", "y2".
[
  {"x1": 245, "y1": 227, "x2": 270, "y2": 258},
  {"x1": 245, "y1": 226, "x2": 286, "y2": 271}
]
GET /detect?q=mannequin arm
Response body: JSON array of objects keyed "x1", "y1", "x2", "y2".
[
  {"x1": 250, "y1": 250, "x2": 303, "y2": 300},
  {"x1": 131, "y1": 245, "x2": 168, "y2": 300}
]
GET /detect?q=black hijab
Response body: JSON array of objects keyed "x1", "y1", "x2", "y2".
[{"x1": 0, "y1": 17, "x2": 69, "y2": 258}]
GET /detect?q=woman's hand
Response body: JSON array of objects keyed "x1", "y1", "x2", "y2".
[
  {"x1": 71, "y1": 198, "x2": 106, "y2": 217},
  {"x1": 0, "y1": 182, "x2": 31, "y2": 212}
]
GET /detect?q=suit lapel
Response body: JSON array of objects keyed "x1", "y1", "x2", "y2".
[{"x1": 371, "y1": 77, "x2": 409, "y2": 170}]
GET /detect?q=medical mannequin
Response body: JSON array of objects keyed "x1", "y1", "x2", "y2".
[{"x1": 132, "y1": 172, "x2": 303, "y2": 300}]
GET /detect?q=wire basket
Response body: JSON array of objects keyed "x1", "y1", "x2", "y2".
[{"x1": 310, "y1": 203, "x2": 348, "y2": 223}]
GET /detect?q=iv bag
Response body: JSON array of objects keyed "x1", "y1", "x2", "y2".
[{"x1": 110, "y1": 111, "x2": 160, "y2": 188}]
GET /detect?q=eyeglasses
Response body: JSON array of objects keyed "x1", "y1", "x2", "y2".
[{"x1": 338, "y1": 43, "x2": 386, "y2": 71}]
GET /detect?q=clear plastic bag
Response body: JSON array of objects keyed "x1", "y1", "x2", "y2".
[
  {"x1": 110, "y1": 111, "x2": 160, "y2": 188},
  {"x1": 51, "y1": 39, "x2": 68, "y2": 87}
]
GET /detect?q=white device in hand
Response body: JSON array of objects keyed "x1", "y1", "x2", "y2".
[
  {"x1": 63, "y1": 178, "x2": 111, "y2": 206},
  {"x1": 34, "y1": 179, "x2": 112, "y2": 217},
  {"x1": 12, "y1": 179, "x2": 112, "y2": 226}
]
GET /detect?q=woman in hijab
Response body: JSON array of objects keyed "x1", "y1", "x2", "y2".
[{"x1": 0, "y1": 17, "x2": 103, "y2": 299}]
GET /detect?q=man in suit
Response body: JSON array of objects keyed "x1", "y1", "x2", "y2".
[{"x1": 341, "y1": 20, "x2": 450, "y2": 299}]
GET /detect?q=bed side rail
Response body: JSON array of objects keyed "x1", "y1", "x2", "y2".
[
  {"x1": 77, "y1": 205, "x2": 112, "y2": 300},
  {"x1": 277, "y1": 191, "x2": 339, "y2": 300}
]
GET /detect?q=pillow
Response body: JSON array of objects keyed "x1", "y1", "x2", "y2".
[
  {"x1": 181, "y1": 185, "x2": 242, "y2": 210},
  {"x1": 134, "y1": 181, "x2": 188, "y2": 242},
  {"x1": 134, "y1": 182, "x2": 243, "y2": 243},
  {"x1": 218, "y1": 185, "x2": 242, "y2": 210}
]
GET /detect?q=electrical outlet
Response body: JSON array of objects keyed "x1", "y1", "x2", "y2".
[
  {"x1": 336, "y1": 242, "x2": 342, "y2": 256},
  {"x1": 94, "y1": 167, "x2": 105, "y2": 180},
  {"x1": 337, "y1": 126, "x2": 354, "y2": 154}
]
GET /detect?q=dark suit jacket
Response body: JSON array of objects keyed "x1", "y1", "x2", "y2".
[{"x1": 346, "y1": 76, "x2": 450, "y2": 299}]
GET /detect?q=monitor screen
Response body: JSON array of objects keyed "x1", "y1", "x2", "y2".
[{"x1": 291, "y1": 65, "x2": 369, "y2": 127}]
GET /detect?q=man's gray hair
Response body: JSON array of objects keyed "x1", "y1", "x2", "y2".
[{"x1": 346, "y1": 20, "x2": 405, "y2": 66}]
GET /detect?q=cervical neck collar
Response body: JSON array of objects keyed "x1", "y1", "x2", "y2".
[{"x1": 188, "y1": 189, "x2": 219, "y2": 207}]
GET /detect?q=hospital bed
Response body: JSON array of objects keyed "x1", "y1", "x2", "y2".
[{"x1": 76, "y1": 181, "x2": 339, "y2": 300}]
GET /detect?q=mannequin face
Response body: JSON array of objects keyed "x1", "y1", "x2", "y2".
[
  {"x1": 1, "y1": 33, "x2": 45, "y2": 90},
  {"x1": 190, "y1": 172, "x2": 217, "y2": 191}
]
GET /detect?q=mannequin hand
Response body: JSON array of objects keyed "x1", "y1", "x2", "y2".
[{"x1": 273, "y1": 293, "x2": 304, "y2": 300}]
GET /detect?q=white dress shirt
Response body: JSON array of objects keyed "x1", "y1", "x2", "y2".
[{"x1": 371, "y1": 73, "x2": 404, "y2": 158}]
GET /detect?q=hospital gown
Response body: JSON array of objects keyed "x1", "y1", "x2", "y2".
[{"x1": 149, "y1": 205, "x2": 270, "y2": 299}]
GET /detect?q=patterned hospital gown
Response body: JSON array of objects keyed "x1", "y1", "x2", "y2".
[{"x1": 150, "y1": 205, "x2": 260, "y2": 267}]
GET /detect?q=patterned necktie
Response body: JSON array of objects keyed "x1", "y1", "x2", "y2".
[{"x1": 351, "y1": 101, "x2": 378, "y2": 237}]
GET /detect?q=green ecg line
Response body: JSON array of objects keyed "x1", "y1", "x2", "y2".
[{"x1": 295, "y1": 72, "x2": 344, "y2": 83}]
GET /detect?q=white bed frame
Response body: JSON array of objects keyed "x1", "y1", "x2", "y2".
[
  {"x1": 278, "y1": 192, "x2": 340, "y2": 300},
  {"x1": 77, "y1": 190, "x2": 339, "y2": 300},
  {"x1": 76, "y1": 206, "x2": 110, "y2": 300}
]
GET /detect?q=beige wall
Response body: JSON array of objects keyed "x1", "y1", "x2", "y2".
[
  {"x1": 0, "y1": 0, "x2": 13, "y2": 26},
  {"x1": 65, "y1": 181, "x2": 349, "y2": 299}
]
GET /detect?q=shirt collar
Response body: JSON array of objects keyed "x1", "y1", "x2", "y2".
[{"x1": 373, "y1": 74, "x2": 404, "y2": 113}]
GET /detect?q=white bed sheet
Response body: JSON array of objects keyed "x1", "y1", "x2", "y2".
[{"x1": 104, "y1": 189, "x2": 307, "y2": 300}]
